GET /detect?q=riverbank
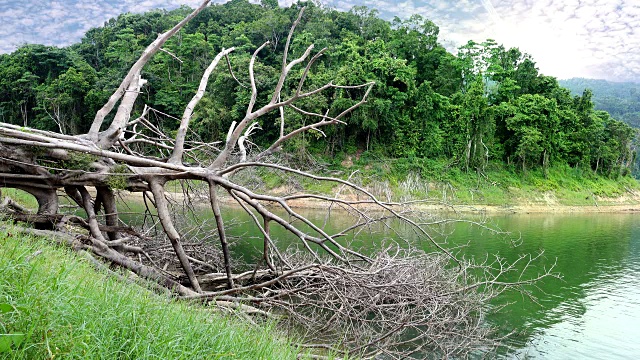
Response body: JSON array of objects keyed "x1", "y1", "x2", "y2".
[
  {"x1": 130, "y1": 186, "x2": 640, "y2": 214},
  {"x1": 231, "y1": 160, "x2": 640, "y2": 213},
  {"x1": 249, "y1": 193, "x2": 640, "y2": 214}
]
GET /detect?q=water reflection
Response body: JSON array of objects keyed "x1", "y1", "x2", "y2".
[{"x1": 470, "y1": 213, "x2": 640, "y2": 359}]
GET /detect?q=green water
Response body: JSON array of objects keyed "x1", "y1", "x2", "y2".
[
  {"x1": 475, "y1": 213, "x2": 640, "y2": 359},
  {"x1": 214, "y1": 208, "x2": 640, "y2": 359},
  {"x1": 122, "y1": 204, "x2": 640, "y2": 358}
]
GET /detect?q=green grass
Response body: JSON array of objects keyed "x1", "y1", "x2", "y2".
[
  {"x1": 0, "y1": 226, "x2": 303, "y2": 359},
  {"x1": 416, "y1": 164, "x2": 640, "y2": 206},
  {"x1": 257, "y1": 154, "x2": 640, "y2": 207},
  {"x1": 1, "y1": 189, "x2": 38, "y2": 209}
]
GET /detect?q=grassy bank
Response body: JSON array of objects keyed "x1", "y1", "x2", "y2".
[
  {"x1": 0, "y1": 226, "x2": 302, "y2": 359},
  {"x1": 257, "y1": 155, "x2": 640, "y2": 207}
]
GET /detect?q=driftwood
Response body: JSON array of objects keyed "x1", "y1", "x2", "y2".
[{"x1": 0, "y1": 2, "x2": 555, "y2": 358}]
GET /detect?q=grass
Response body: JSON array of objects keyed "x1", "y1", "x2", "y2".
[
  {"x1": 1, "y1": 189, "x2": 38, "y2": 209},
  {"x1": 0, "y1": 226, "x2": 304, "y2": 360},
  {"x1": 254, "y1": 154, "x2": 640, "y2": 207}
]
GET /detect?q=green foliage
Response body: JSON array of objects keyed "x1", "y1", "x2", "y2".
[
  {"x1": 0, "y1": 1, "x2": 635, "y2": 178},
  {"x1": 559, "y1": 78, "x2": 640, "y2": 128},
  {"x1": 311, "y1": 159, "x2": 640, "y2": 206},
  {"x1": 61, "y1": 151, "x2": 99, "y2": 171},
  {"x1": 0, "y1": 303, "x2": 25, "y2": 353},
  {"x1": 0, "y1": 333, "x2": 25, "y2": 353},
  {"x1": 105, "y1": 164, "x2": 131, "y2": 190}
]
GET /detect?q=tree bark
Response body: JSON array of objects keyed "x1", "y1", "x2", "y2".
[
  {"x1": 150, "y1": 180, "x2": 202, "y2": 293},
  {"x1": 209, "y1": 181, "x2": 234, "y2": 289}
]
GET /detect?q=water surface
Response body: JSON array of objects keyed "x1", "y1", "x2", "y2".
[
  {"x1": 220, "y1": 209, "x2": 640, "y2": 359},
  {"x1": 123, "y1": 202, "x2": 640, "y2": 358}
]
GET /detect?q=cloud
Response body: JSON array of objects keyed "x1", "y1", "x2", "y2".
[
  {"x1": 0, "y1": 0, "x2": 638, "y2": 82},
  {"x1": 0, "y1": 0, "x2": 213, "y2": 53},
  {"x1": 321, "y1": 0, "x2": 640, "y2": 82},
  {"x1": 488, "y1": 0, "x2": 640, "y2": 82}
]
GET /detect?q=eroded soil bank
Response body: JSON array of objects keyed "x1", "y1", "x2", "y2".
[{"x1": 122, "y1": 187, "x2": 640, "y2": 214}]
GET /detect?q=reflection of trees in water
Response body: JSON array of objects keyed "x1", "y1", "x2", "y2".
[{"x1": 471, "y1": 213, "x2": 636, "y2": 356}]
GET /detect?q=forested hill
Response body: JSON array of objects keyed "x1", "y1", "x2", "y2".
[
  {"x1": 559, "y1": 78, "x2": 640, "y2": 128},
  {"x1": 0, "y1": 0, "x2": 635, "y2": 178}
]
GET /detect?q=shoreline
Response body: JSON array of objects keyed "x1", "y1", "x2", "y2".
[
  {"x1": 123, "y1": 191, "x2": 640, "y2": 214},
  {"x1": 255, "y1": 198, "x2": 640, "y2": 214}
]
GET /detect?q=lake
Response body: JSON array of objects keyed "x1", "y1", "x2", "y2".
[
  {"x1": 214, "y1": 207, "x2": 640, "y2": 359},
  {"x1": 476, "y1": 213, "x2": 640, "y2": 359},
  {"x1": 121, "y1": 200, "x2": 640, "y2": 358}
]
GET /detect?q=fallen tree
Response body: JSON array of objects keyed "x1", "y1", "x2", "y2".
[{"x1": 0, "y1": 1, "x2": 554, "y2": 358}]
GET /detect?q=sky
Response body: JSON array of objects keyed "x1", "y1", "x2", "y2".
[{"x1": 0, "y1": 0, "x2": 638, "y2": 83}]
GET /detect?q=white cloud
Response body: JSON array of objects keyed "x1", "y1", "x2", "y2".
[{"x1": 0, "y1": 0, "x2": 638, "y2": 82}]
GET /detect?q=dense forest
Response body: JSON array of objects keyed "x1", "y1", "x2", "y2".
[{"x1": 0, "y1": 0, "x2": 636, "y2": 177}]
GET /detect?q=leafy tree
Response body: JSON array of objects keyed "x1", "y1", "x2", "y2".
[
  {"x1": 455, "y1": 76, "x2": 494, "y2": 171},
  {"x1": 506, "y1": 94, "x2": 561, "y2": 172},
  {"x1": 0, "y1": 0, "x2": 634, "y2": 177}
]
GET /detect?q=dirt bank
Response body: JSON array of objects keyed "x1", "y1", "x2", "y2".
[{"x1": 121, "y1": 190, "x2": 640, "y2": 214}]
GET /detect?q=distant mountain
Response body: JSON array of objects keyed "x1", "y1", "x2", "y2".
[{"x1": 559, "y1": 78, "x2": 640, "y2": 128}]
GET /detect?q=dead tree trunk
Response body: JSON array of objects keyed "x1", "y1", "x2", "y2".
[{"x1": 0, "y1": 2, "x2": 555, "y2": 358}]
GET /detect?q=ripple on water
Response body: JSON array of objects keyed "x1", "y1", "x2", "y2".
[
  {"x1": 486, "y1": 213, "x2": 640, "y2": 359},
  {"x1": 519, "y1": 264, "x2": 640, "y2": 359}
]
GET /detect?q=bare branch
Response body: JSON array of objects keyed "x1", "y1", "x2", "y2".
[
  {"x1": 228, "y1": 190, "x2": 284, "y2": 270},
  {"x1": 208, "y1": 181, "x2": 234, "y2": 289},
  {"x1": 87, "y1": 0, "x2": 212, "y2": 142},
  {"x1": 183, "y1": 264, "x2": 318, "y2": 300},
  {"x1": 218, "y1": 162, "x2": 458, "y2": 263},
  {"x1": 97, "y1": 71, "x2": 146, "y2": 149},
  {"x1": 238, "y1": 122, "x2": 261, "y2": 162},
  {"x1": 225, "y1": 53, "x2": 247, "y2": 88},
  {"x1": 271, "y1": 7, "x2": 306, "y2": 105},
  {"x1": 150, "y1": 181, "x2": 202, "y2": 292},
  {"x1": 170, "y1": 47, "x2": 235, "y2": 164},
  {"x1": 295, "y1": 48, "x2": 327, "y2": 96},
  {"x1": 256, "y1": 108, "x2": 335, "y2": 160},
  {"x1": 247, "y1": 42, "x2": 271, "y2": 116},
  {"x1": 159, "y1": 47, "x2": 184, "y2": 63}
]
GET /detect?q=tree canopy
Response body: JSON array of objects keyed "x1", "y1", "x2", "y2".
[{"x1": 0, "y1": 0, "x2": 635, "y2": 177}]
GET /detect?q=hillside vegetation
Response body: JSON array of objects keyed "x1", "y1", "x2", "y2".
[{"x1": 0, "y1": 0, "x2": 635, "y2": 182}]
